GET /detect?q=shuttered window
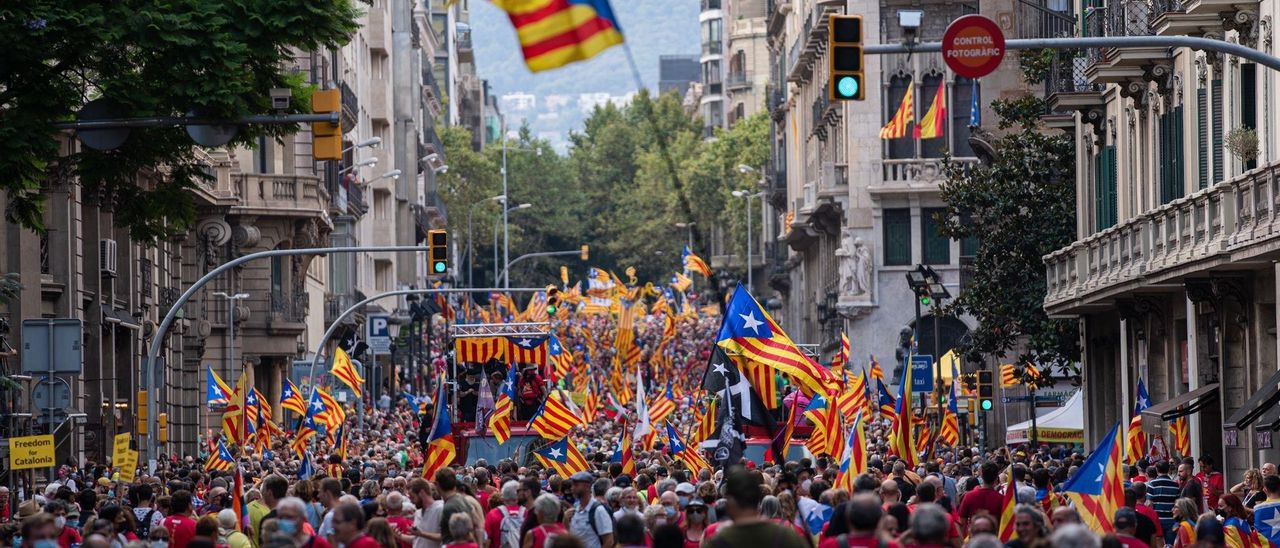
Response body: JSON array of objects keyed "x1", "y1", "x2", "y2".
[
  {"x1": 1160, "y1": 106, "x2": 1185, "y2": 204},
  {"x1": 883, "y1": 208, "x2": 912, "y2": 266},
  {"x1": 1212, "y1": 79, "x2": 1224, "y2": 184},
  {"x1": 1096, "y1": 146, "x2": 1118, "y2": 230},
  {"x1": 1198, "y1": 88, "x2": 1209, "y2": 189}
]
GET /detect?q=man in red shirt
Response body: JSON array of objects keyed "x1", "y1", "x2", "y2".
[
  {"x1": 818, "y1": 494, "x2": 899, "y2": 548},
  {"x1": 161, "y1": 490, "x2": 198, "y2": 548},
  {"x1": 483, "y1": 481, "x2": 526, "y2": 548},
  {"x1": 1113, "y1": 508, "x2": 1149, "y2": 548},
  {"x1": 384, "y1": 492, "x2": 415, "y2": 548},
  {"x1": 331, "y1": 502, "x2": 382, "y2": 548},
  {"x1": 1197, "y1": 455, "x2": 1225, "y2": 511},
  {"x1": 958, "y1": 463, "x2": 1005, "y2": 534}
]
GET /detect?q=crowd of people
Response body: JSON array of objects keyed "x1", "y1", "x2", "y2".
[{"x1": 0, "y1": 296, "x2": 1270, "y2": 548}]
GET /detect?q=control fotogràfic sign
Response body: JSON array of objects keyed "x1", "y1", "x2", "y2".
[
  {"x1": 941, "y1": 15, "x2": 1006, "y2": 79},
  {"x1": 9, "y1": 435, "x2": 55, "y2": 470}
]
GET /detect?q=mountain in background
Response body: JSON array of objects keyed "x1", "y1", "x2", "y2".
[{"x1": 470, "y1": 0, "x2": 700, "y2": 149}]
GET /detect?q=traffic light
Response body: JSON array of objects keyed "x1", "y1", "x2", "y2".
[
  {"x1": 545, "y1": 284, "x2": 561, "y2": 315},
  {"x1": 977, "y1": 369, "x2": 994, "y2": 411},
  {"x1": 158, "y1": 412, "x2": 169, "y2": 444},
  {"x1": 829, "y1": 15, "x2": 865, "y2": 101},
  {"x1": 580, "y1": 244, "x2": 590, "y2": 261},
  {"x1": 428, "y1": 229, "x2": 448, "y2": 275},
  {"x1": 312, "y1": 88, "x2": 342, "y2": 160}
]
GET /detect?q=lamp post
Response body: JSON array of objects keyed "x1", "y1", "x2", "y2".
[
  {"x1": 674, "y1": 222, "x2": 696, "y2": 249},
  {"x1": 467, "y1": 195, "x2": 504, "y2": 287},
  {"x1": 211, "y1": 292, "x2": 250, "y2": 379},
  {"x1": 731, "y1": 190, "x2": 764, "y2": 293},
  {"x1": 498, "y1": 117, "x2": 543, "y2": 290},
  {"x1": 341, "y1": 137, "x2": 382, "y2": 155},
  {"x1": 905, "y1": 264, "x2": 949, "y2": 445},
  {"x1": 494, "y1": 200, "x2": 531, "y2": 288},
  {"x1": 339, "y1": 157, "x2": 377, "y2": 174}
]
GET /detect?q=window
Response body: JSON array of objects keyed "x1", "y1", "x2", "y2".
[
  {"x1": 1241, "y1": 64, "x2": 1257, "y2": 171},
  {"x1": 256, "y1": 136, "x2": 272, "y2": 174},
  {"x1": 1159, "y1": 106, "x2": 1185, "y2": 204},
  {"x1": 886, "y1": 75, "x2": 914, "y2": 159},
  {"x1": 374, "y1": 190, "x2": 391, "y2": 220},
  {"x1": 883, "y1": 208, "x2": 912, "y2": 266},
  {"x1": 703, "y1": 60, "x2": 722, "y2": 85},
  {"x1": 921, "y1": 208, "x2": 950, "y2": 265},
  {"x1": 952, "y1": 77, "x2": 978, "y2": 157},
  {"x1": 1198, "y1": 88, "x2": 1209, "y2": 189},
  {"x1": 1096, "y1": 146, "x2": 1118, "y2": 230},
  {"x1": 701, "y1": 19, "x2": 722, "y2": 55},
  {"x1": 1212, "y1": 79, "x2": 1224, "y2": 184},
  {"x1": 959, "y1": 214, "x2": 980, "y2": 257}
]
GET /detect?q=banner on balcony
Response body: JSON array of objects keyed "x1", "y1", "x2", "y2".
[{"x1": 880, "y1": 82, "x2": 915, "y2": 139}]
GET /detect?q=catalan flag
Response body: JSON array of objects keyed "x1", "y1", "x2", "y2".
[
  {"x1": 877, "y1": 381, "x2": 898, "y2": 421},
  {"x1": 281, "y1": 378, "x2": 307, "y2": 416},
  {"x1": 548, "y1": 336, "x2": 573, "y2": 381},
  {"x1": 491, "y1": 0, "x2": 624, "y2": 71},
  {"x1": 297, "y1": 451, "x2": 315, "y2": 480},
  {"x1": 489, "y1": 365, "x2": 518, "y2": 444},
  {"x1": 670, "y1": 272, "x2": 693, "y2": 293},
  {"x1": 741, "y1": 358, "x2": 778, "y2": 410},
  {"x1": 290, "y1": 414, "x2": 319, "y2": 457},
  {"x1": 880, "y1": 82, "x2": 914, "y2": 139},
  {"x1": 772, "y1": 395, "x2": 800, "y2": 465},
  {"x1": 682, "y1": 246, "x2": 712, "y2": 278},
  {"x1": 205, "y1": 439, "x2": 236, "y2": 472},
  {"x1": 1061, "y1": 422, "x2": 1125, "y2": 534},
  {"x1": 997, "y1": 466, "x2": 1018, "y2": 542},
  {"x1": 506, "y1": 335, "x2": 549, "y2": 366},
  {"x1": 313, "y1": 387, "x2": 346, "y2": 433},
  {"x1": 834, "y1": 412, "x2": 867, "y2": 492},
  {"x1": 832, "y1": 333, "x2": 850, "y2": 370},
  {"x1": 694, "y1": 397, "x2": 717, "y2": 446},
  {"x1": 330, "y1": 347, "x2": 365, "y2": 399},
  {"x1": 422, "y1": 379, "x2": 457, "y2": 479},
  {"x1": 456, "y1": 337, "x2": 505, "y2": 364},
  {"x1": 530, "y1": 391, "x2": 581, "y2": 440},
  {"x1": 207, "y1": 367, "x2": 233, "y2": 407},
  {"x1": 1170, "y1": 413, "x2": 1190, "y2": 457},
  {"x1": 869, "y1": 355, "x2": 885, "y2": 383},
  {"x1": 610, "y1": 421, "x2": 636, "y2": 475},
  {"x1": 1127, "y1": 378, "x2": 1150, "y2": 465},
  {"x1": 222, "y1": 374, "x2": 249, "y2": 445},
  {"x1": 889, "y1": 356, "x2": 918, "y2": 468},
  {"x1": 647, "y1": 381, "x2": 676, "y2": 425},
  {"x1": 939, "y1": 375, "x2": 961, "y2": 447},
  {"x1": 535, "y1": 436, "x2": 590, "y2": 478},
  {"x1": 914, "y1": 82, "x2": 946, "y2": 139},
  {"x1": 717, "y1": 283, "x2": 837, "y2": 397},
  {"x1": 665, "y1": 421, "x2": 711, "y2": 476},
  {"x1": 804, "y1": 394, "x2": 844, "y2": 460}
]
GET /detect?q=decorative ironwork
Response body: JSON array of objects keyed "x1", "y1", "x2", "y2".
[
  {"x1": 271, "y1": 290, "x2": 309, "y2": 322},
  {"x1": 1047, "y1": 50, "x2": 1102, "y2": 96}
]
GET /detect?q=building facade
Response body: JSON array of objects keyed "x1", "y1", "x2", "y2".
[
  {"x1": 659, "y1": 55, "x2": 701, "y2": 98},
  {"x1": 764, "y1": 0, "x2": 1042, "y2": 402},
  {"x1": 1042, "y1": 0, "x2": 1280, "y2": 478}
]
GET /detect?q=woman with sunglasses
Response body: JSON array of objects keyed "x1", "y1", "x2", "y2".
[{"x1": 681, "y1": 499, "x2": 709, "y2": 548}]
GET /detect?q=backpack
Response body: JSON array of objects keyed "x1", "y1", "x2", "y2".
[
  {"x1": 136, "y1": 509, "x2": 157, "y2": 539},
  {"x1": 583, "y1": 501, "x2": 615, "y2": 541},
  {"x1": 498, "y1": 506, "x2": 527, "y2": 548}
]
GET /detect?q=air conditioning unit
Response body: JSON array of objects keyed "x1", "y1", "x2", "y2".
[{"x1": 99, "y1": 239, "x2": 118, "y2": 278}]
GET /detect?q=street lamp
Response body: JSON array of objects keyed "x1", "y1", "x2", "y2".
[
  {"x1": 674, "y1": 222, "x2": 696, "y2": 249},
  {"x1": 499, "y1": 115, "x2": 545, "y2": 289},
  {"x1": 904, "y1": 264, "x2": 950, "y2": 430},
  {"x1": 211, "y1": 292, "x2": 250, "y2": 379},
  {"x1": 493, "y1": 201, "x2": 532, "y2": 287},
  {"x1": 342, "y1": 137, "x2": 382, "y2": 155},
  {"x1": 339, "y1": 157, "x2": 377, "y2": 174},
  {"x1": 731, "y1": 190, "x2": 764, "y2": 293},
  {"x1": 369, "y1": 169, "x2": 402, "y2": 184}
]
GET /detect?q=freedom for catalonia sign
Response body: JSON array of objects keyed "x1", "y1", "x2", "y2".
[{"x1": 9, "y1": 435, "x2": 55, "y2": 471}]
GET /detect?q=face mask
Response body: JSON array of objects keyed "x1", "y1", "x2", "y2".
[
  {"x1": 678, "y1": 496, "x2": 689, "y2": 508},
  {"x1": 67, "y1": 519, "x2": 79, "y2": 529},
  {"x1": 277, "y1": 519, "x2": 298, "y2": 536},
  {"x1": 688, "y1": 511, "x2": 705, "y2": 523},
  {"x1": 665, "y1": 506, "x2": 677, "y2": 518},
  {"x1": 54, "y1": 517, "x2": 65, "y2": 530},
  {"x1": 33, "y1": 540, "x2": 60, "y2": 548}
]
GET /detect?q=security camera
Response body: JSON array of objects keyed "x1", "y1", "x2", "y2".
[
  {"x1": 270, "y1": 88, "x2": 292, "y2": 111},
  {"x1": 899, "y1": 10, "x2": 923, "y2": 46}
]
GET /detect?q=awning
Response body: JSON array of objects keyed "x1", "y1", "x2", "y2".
[
  {"x1": 1005, "y1": 390, "x2": 1084, "y2": 445},
  {"x1": 1224, "y1": 369, "x2": 1280, "y2": 430},
  {"x1": 1142, "y1": 383, "x2": 1219, "y2": 421},
  {"x1": 1258, "y1": 405, "x2": 1280, "y2": 432}
]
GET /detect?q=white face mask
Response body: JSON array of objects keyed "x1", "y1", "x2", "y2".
[{"x1": 54, "y1": 516, "x2": 65, "y2": 530}]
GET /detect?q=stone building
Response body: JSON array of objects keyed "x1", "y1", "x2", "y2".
[{"x1": 1042, "y1": 0, "x2": 1280, "y2": 477}]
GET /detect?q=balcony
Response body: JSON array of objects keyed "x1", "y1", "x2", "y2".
[
  {"x1": 1150, "y1": 0, "x2": 1219, "y2": 34},
  {"x1": 456, "y1": 26, "x2": 473, "y2": 63},
  {"x1": 818, "y1": 162, "x2": 848, "y2": 199},
  {"x1": 811, "y1": 82, "x2": 836, "y2": 140},
  {"x1": 340, "y1": 81, "x2": 358, "y2": 133},
  {"x1": 786, "y1": 5, "x2": 833, "y2": 85},
  {"x1": 701, "y1": 0, "x2": 721, "y2": 11},
  {"x1": 701, "y1": 41, "x2": 723, "y2": 58},
  {"x1": 769, "y1": 83, "x2": 787, "y2": 121},
  {"x1": 368, "y1": 7, "x2": 388, "y2": 53},
  {"x1": 346, "y1": 179, "x2": 368, "y2": 218},
  {"x1": 1182, "y1": 0, "x2": 1256, "y2": 18},
  {"x1": 233, "y1": 174, "x2": 330, "y2": 224},
  {"x1": 1044, "y1": 51, "x2": 1104, "y2": 114},
  {"x1": 1016, "y1": 0, "x2": 1075, "y2": 39},
  {"x1": 368, "y1": 75, "x2": 390, "y2": 122},
  {"x1": 1044, "y1": 161, "x2": 1280, "y2": 316},
  {"x1": 767, "y1": 0, "x2": 791, "y2": 37},
  {"x1": 870, "y1": 158, "x2": 980, "y2": 196},
  {"x1": 1084, "y1": 1, "x2": 1168, "y2": 83},
  {"x1": 422, "y1": 66, "x2": 443, "y2": 117},
  {"x1": 269, "y1": 289, "x2": 309, "y2": 334},
  {"x1": 726, "y1": 71, "x2": 752, "y2": 91},
  {"x1": 325, "y1": 293, "x2": 360, "y2": 326}
]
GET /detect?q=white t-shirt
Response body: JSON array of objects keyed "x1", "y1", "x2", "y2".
[
  {"x1": 569, "y1": 499, "x2": 613, "y2": 548},
  {"x1": 414, "y1": 500, "x2": 444, "y2": 548}
]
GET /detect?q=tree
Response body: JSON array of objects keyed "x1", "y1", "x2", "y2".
[
  {"x1": 937, "y1": 96, "x2": 1080, "y2": 375},
  {"x1": 1, "y1": 1, "x2": 361, "y2": 241}
]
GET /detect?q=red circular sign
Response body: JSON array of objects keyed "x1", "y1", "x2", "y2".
[{"x1": 941, "y1": 15, "x2": 1006, "y2": 79}]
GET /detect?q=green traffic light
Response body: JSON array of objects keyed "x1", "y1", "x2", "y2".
[
  {"x1": 981, "y1": 399, "x2": 993, "y2": 411},
  {"x1": 433, "y1": 261, "x2": 446, "y2": 273},
  {"x1": 547, "y1": 305, "x2": 557, "y2": 314},
  {"x1": 920, "y1": 295, "x2": 932, "y2": 307},
  {"x1": 837, "y1": 76, "x2": 859, "y2": 98}
]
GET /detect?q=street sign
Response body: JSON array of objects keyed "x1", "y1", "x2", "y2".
[
  {"x1": 31, "y1": 378, "x2": 72, "y2": 411},
  {"x1": 942, "y1": 15, "x2": 1006, "y2": 79},
  {"x1": 21, "y1": 319, "x2": 83, "y2": 374},
  {"x1": 367, "y1": 314, "x2": 392, "y2": 356},
  {"x1": 8, "y1": 435, "x2": 55, "y2": 470},
  {"x1": 1003, "y1": 396, "x2": 1033, "y2": 403},
  {"x1": 910, "y1": 355, "x2": 934, "y2": 393}
]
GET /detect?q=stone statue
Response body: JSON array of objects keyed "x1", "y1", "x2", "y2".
[{"x1": 836, "y1": 232, "x2": 873, "y2": 297}]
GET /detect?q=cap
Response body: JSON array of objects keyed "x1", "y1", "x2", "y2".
[
  {"x1": 571, "y1": 471, "x2": 594, "y2": 483},
  {"x1": 1114, "y1": 507, "x2": 1137, "y2": 528},
  {"x1": 97, "y1": 477, "x2": 111, "y2": 487},
  {"x1": 675, "y1": 482, "x2": 696, "y2": 495},
  {"x1": 614, "y1": 475, "x2": 633, "y2": 488},
  {"x1": 686, "y1": 498, "x2": 708, "y2": 508}
]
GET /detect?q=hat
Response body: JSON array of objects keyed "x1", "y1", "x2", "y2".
[
  {"x1": 675, "y1": 482, "x2": 696, "y2": 495},
  {"x1": 570, "y1": 471, "x2": 594, "y2": 483},
  {"x1": 97, "y1": 477, "x2": 111, "y2": 487},
  {"x1": 614, "y1": 475, "x2": 633, "y2": 488},
  {"x1": 16, "y1": 500, "x2": 39, "y2": 521},
  {"x1": 1114, "y1": 507, "x2": 1138, "y2": 529},
  {"x1": 686, "y1": 498, "x2": 708, "y2": 508}
]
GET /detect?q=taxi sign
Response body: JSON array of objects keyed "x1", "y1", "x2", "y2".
[{"x1": 942, "y1": 15, "x2": 1006, "y2": 79}]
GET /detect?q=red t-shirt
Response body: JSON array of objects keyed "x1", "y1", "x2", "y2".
[
  {"x1": 1116, "y1": 535, "x2": 1148, "y2": 548},
  {"x1": 388, "y1": 515, "x2": 415, "y2": 548},
  {"x1": 346, "y1": 535, "x2": 382, "y2": 548},
  {"x1": 57, "y1": 526, "x2": 82, "y2": 548},
  {"x1": 484, "y1": 505, "x2": 526, "y2": 548},
  {"x1": 531, "y1": 523, "x2": 566, "y2": 547},
  {"x1": 1136, "y1": 504, "x2": 1164, "y2": 539},
  {"x1": 1198, "y1": 472, "x2": 1225, "y2": 509},
  {"x1": 818, "y1": 534, "x2": 901, "y2": 548},
  {"x1": 958, "y1": 487, "x2": 1004, "y2": 524},
  {"x1": 162, "y1": 514, "x2": 198, "y2": 548}
]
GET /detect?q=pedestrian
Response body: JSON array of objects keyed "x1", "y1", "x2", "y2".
[
  {"x1": 566, "y1": 473, "x2": 613, "y2": 548},
  {"x1": 331, "y1": 502, "x2": 379, "y2": 548},
  {"x1": 216, "y1": 510, "x2": 251, "y2": 548},
  {"x1": 523, "y1": 494, "x2": 566, "y2": 548},
  {"x1": 701, "y1": 467, "x2": 807, "y2": 548}
]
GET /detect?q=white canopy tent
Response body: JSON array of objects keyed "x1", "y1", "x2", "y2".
[{"x1": 1005, "y1": 390, "x2": 1084, "y2": 445}]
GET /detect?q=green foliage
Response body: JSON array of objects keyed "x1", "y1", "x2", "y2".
[
  {"x1": 937, "y1": 97, "x2": 1080, "y2": 374},
  {"x1": 0, "y1": 273, "x2": 20, "y2": 306},
  {"x1": 436, "y1": 93, "x2": 772, "y2": 289},
  {"x1": 0, "y1": 1, "x2": 361, "y2": 241},
  {"x1": 1017, "y1": 48, "x2": 1056, "y2": 84}
]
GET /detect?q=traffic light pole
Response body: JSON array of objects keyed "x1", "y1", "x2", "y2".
[
  {"x1": 51, "y1": 112, "x2": 339, "y2": 130},
  {"x1": 864, "y1": 36, "x2": 1280, "y2": 74}
]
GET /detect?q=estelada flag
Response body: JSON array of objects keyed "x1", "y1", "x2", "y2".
[
  {"x1": 492, "y1": 0, "x2": 625, "y2": 73},
  {"x1": 330, "y1": 347, "x2": 365, "y2": 399}
]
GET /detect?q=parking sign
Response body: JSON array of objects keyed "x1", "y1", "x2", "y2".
[{"x1": 367, "y1": 315, "x2": 391, "y2": 355}]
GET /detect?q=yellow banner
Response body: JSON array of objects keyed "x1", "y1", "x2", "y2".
[
  {"x1": 9, "y1": 435, "x2": 55, "y2": 471},
  {"x1": 115, "y1": 450, "x2": 138, "y2": 483},
  {"x1": 113, "y1": 433, "x2": 131, "y2": 461}
]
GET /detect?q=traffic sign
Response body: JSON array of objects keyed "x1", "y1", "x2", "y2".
[
  {"x1": 367, "y1": 314, "x2": 392, "y2": 356},
  {"x1": 941, "y1": 15, "x2": 1006, "y2": 79},
  {"x1": 31, "y1": 378, "x2": 72, "y2": 411},
  {"x1": 21, "y1": 319, "x2": 84, "y2": 374},
  {"x1": 910, "y1": 355, "x2": 934, "y2": 393},
  {"x1": 1003, "y1": 395, "x2": 1033, "y2": 403}
]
